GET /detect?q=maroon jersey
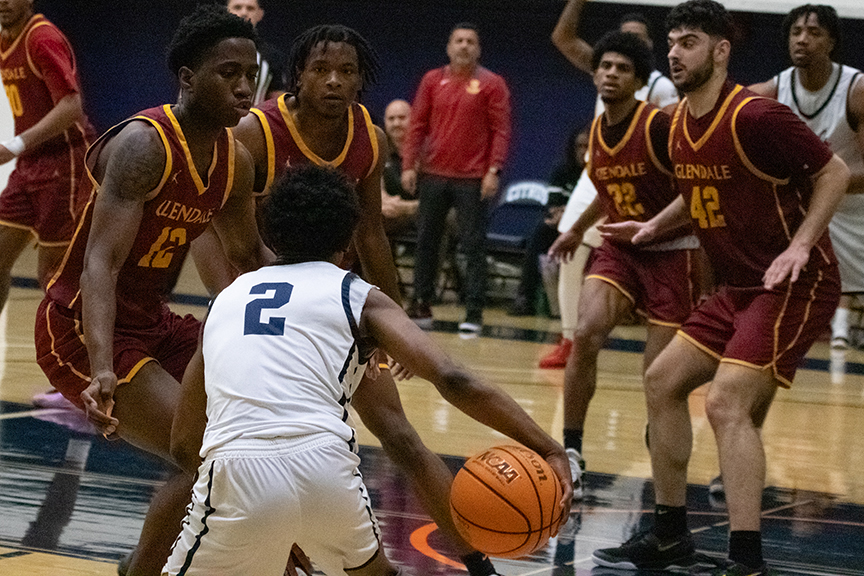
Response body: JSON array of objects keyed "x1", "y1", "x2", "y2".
[
  {"x1": 0, "y1": 14, "x2": 91, "y2": 155},
  {"x1": 46, "y1": 105, "x2": 236, "y2": 328},
  {"x1": 669, "y1": 84, "x2": 836, "y2": 288},
  {"x1": 250, "y1": 95, "x2": 378, "y2": 193},
  {"x1": 588, "y1": 102, "x2": 677, "y2": 227}
]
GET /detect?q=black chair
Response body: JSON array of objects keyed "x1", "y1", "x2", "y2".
[{"x1": 485, "y1": 181, "x2": 549, "y2": 296}]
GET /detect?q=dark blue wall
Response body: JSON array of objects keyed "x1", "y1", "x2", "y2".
[{"x1": 39, "y1": 0, "x2": 864, "y2": 185}]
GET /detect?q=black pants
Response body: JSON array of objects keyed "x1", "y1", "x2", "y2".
[{"x1": 414, "y1": 175, "x2": 489, "y2": 316}]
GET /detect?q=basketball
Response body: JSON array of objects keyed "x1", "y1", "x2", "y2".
[{"x1": 449, "y1": 445, "x2": 565, "y2": 558}]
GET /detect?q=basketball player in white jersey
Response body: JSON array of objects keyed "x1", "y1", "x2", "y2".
[
  {"x1": 549, "y1": 0, "x2": 680, "y2": 497},
  {"x1": 750, "y1": 4, "x2": 864, "y2": 350},
  {"x1": 165, "y1": 165, "x2": 572, "y2": 576}
]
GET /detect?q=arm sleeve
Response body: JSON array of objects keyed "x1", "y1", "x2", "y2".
[
  {"x1": 735, "y1": 99, "x2": 833, "y2": 179},
  {"x1": 401, "y1": 71, "x2": 435, "y2": 171},
  {"x1": 486, "y1": 75, "x2": 512, "y2": 169},
  {"x1": 27, "y1": 25, "x2": 80, "y2": 104}
]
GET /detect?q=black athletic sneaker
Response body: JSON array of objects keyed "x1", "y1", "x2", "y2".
[{"x1": 592, "y1": 530, "x2": 697, "y2": 570}]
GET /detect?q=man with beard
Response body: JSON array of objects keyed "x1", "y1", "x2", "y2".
[
  {"x1": 750, "y1": 4, "x2": 864, "y2": 351},
  {"x1": 593, "y1": 1, "x2": 849, "y2": 573},
  {"x1": 546, "y1": 30, "x2": 699, "y2": 502}
]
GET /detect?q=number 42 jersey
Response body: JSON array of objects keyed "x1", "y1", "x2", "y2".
[{"x1": 199, "y1": 262, "x2": 374, "y2": 458}]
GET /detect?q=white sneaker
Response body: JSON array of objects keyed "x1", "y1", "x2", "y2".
[{"x1": 566, "y1": 447, "x2": 585, "y2": 500}]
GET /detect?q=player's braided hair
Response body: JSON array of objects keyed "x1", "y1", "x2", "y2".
[
  {"x1": 782, "y1": 4, "x2": 841, "y2": 60},
  {"x1": 665, "y1": 0, "x2": 735, "y2": 43},
  {"x1": 261, "y1": 165, "x2": 360, "y2": 264},
  {"x1": 592, "y1": 31, "x2": 654, "y2": 85},
  {"x1": 286, "y1": 24, "x2": 380, "y2": 96},
  {"x1": 167, "y1": 4, "x2": 258, "y2": 75}
]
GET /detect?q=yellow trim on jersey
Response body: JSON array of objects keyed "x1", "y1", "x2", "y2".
[
  {"x1": 360, "y1": 104, "x2": 379, "y2": 179},
  {"x1": 0, "y1": 219, "x2": 33, "y2": 233},
  {"x1": 278, "y1": 96, "x2": 355, "y2": 168},
  {"x1": 676, "y1": 330, "x2": 724, "y2": 361},
  {"x1": 164, "y1": 105, "x2": 210, "y2": 196},
  {"x1": 24, "y1": 19, "x2": 54, "y2": 79},
  {"x1": 731, "y1": 98, "x2": 790, "y2": 186},
  {"x1": 139, "y1": 109, "x2": 174, "y2": 201},
  {"x1": 119, "y1": 357, "x2": 157, "y2": 385},
  {"x1": 251, "y1": 106, "x2": 276, "y2": 194},
  {"x1": 644, "y1": 109, "x2": 673, "y2": 177},
  {"x1": 584, "y1": 274, "x2": 637, "y2": 306},
  {"x1": 596, "y1": 101, "x2": 647, "y2": 157},
  {"x1": 669, "y1": 100, "x2": 686, "y2": 160},
  {"x1": 719, "y1": 358, "x2": 790, "y2": 387},
  {"x1": 682, "y1": 84, "x2": 744, "y2": 151},
  {"x1": 45, "y1": 301, "x2": 91, "y2": 383},
  {"x1": 647, "y1": 318, "x2": 683, "y2": 328},
  {"x1": 222, "y1": 129, "x2": 236, "y2": 208},
  {"x1": 0, "y1": 14, "x2": 41, "y2": 60}
]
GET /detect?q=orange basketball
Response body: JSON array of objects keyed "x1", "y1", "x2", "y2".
[{"x1": 449, "y1": 445, "x2": 565, "y2": 558}]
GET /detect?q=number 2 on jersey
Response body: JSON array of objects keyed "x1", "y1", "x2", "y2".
[
  {"x1": 244, "y1": 282, "x2": 294, "y2": 335},
  {"x1": 690, "y1": 186, "x2": 726, "y2": 228}
]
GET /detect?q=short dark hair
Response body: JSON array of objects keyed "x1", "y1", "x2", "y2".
[
  {"x1": 261, "y1": 165, "x2": 360, "y2": 263},
  {"x1": 286, "y1": 25, "x2": 380, "y2": 95},
  {"x1": 619, "y1": 12, "x2": 651, "y2": 35},
  {"x1": 167, "y1": 4, "x2": 257, "y2": 76},
  {"x1": 451, "y1": 22, "x2": 480, "y2": 37},
  {"x1": 666, "y1": 0, "x2": 735, "y2": 43},
  {"x1": 783, "y1": 4, "x2": 841, "y2": 59},
  {"x1": 591, "y1": 31, "x2": 653, "y2": 85}
]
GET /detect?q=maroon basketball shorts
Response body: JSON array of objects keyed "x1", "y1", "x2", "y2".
[
  {"x1": 34, "y1": 297, "x2": 201, "y2": 408},
  {"x1": 678, "y1": 269, "x2": 840, "y2": 387},
  {"x1": 585, "y1": 241, "x2": 700, "y2": 326},
  {"x1": 0, "y1": 144, "x2": 88, "y2": 245}
]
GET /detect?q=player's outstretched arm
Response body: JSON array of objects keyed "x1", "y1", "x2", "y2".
[
  {"x1": 79, "y1": 122, "x2": 167, "y2": 434},
  {"x1": 0, "y1": 93, "x2": 84, "y2": 165},
  {"x1": 764, "y1": 154, "x2": 849, "y2": 289},
  {"x1": 354, "y1": 127, "x2": 402, "y2": 304},
  {"x1": 360, "y1": 289, "x2": 573, "y2": 510},
  {"x1": 598, "y1": 194, "x2": 688, "y2": 245},
  {"x1": 548, "y1": 197, "x2": 602, "y2": 262},
  {"x1": 551, "y1": 0, "x2": 594, "y2": 75}
]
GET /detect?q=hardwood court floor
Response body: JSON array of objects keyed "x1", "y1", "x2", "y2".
[{"x1": 1, "y1": 251, "x2": 863, "y2": 575}]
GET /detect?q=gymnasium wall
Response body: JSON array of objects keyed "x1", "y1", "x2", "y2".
[{"x1": 33, "y1": 0, "x2": 864, "y2": 186}]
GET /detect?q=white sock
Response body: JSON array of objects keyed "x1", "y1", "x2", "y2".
[{"x1": 831, "y1": 306, "x2": 850, "y2": 340}]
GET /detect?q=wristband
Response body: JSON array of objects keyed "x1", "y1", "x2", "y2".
[
  {"x1": 2, "y1": 136, "x2": 25, "y2": 156},
  {"x1": 378, "y1": 362, "x2": 390, "y2": 370}
]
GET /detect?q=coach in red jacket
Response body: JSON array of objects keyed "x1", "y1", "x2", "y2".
[{"x1": 401, "y1": 22, "x2": 511, "y2": 334}]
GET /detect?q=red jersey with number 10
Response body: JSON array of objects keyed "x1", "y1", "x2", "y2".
[
  {"x1": 250, "y1": 96, "x2": 378, "y2": 194},
  {"x1": 46, "y1": 105, "x2": 236, "y2": 328},
  {"x1": 669, "y1": 84, "x2": 836, "y2": 288},
  {"x1": 0, "y1": 14, "x2": 90, "y2": 155}
]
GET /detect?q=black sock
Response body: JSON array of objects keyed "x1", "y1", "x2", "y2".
[
  {"x1": 653, "y1": 504, "x2": 688, "y2": 540},
  {"x1": 461, "y1": 551, "x2": 496, "y2": 576},
  {"x1": 563, "y1": 428, "x2": 583, "y2": 453},
  {"x1": 729, "y1": 530, "x2": 763, "y2": 569}
]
